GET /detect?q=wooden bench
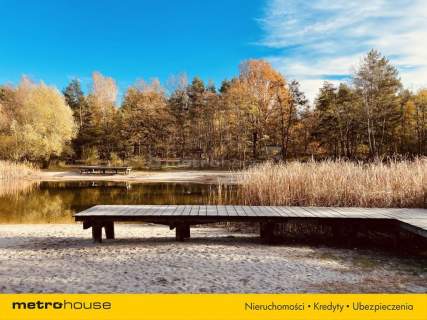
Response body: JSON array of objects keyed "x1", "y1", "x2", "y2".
[
  {"x1": 74, "y1": 205, "x2": 427, "y2": 244},
  {"x1": 78, "y1": 166, "x2": 132, "y2": 175}
]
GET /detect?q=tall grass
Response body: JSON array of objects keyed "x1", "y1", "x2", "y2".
[
  {"x1": 222, "y1": 158, "x2": 426, "y2": 208},
  {"x1": 0, "y1": 161, "x2": 39, "y2": 197},
  {"x1": 0, "y1": 160, "x2": 39, "y2": 180}
]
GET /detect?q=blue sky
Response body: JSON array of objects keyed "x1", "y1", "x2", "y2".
[
  {"x1": 1, "y1": 0, "x2": 426, "y2": 102},
  {"x1": 260, "y1": 0, "x2": 427, "y2": 100},
  {"x1": 0, "y1": 0, "x2": 269, "y2": 97}
]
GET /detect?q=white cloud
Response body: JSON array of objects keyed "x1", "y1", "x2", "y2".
[{"x1": 259, "y1": 0, "x2": 427, "y2": 103}]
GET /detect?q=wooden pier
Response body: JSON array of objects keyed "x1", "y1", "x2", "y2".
[
  {"x1": 74, "y1": 205, "x2": 427, "y2": 243},
  {"x1": 78, "y1": 166, "x2": 132, "y2": 175}
]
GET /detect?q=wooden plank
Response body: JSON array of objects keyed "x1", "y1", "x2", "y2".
[
  {"x1": 233, "y1": 206, "x2": 247, "y2": 217},
  {"x1": 298, "y1": 207, "x2": 319, "y2": 217},
  {"x1": 252, "y1": 206, "x2": 268, "y2": 217},
  {"x1": 206, "y1": 205, "x2": 218, "y2": 216},
  {"x1": 304, "y1": 207, "x2": 345, "y2": 218},
  {"x1": 167, "y1": 205, "x2": 179, "y2": 216},
  {"x1": 135, "y1": 205, "x2": 156, "y2": 216},
  {"x1": 200, "y1": 205, "x2": 208, "y2": 216},
  {"x1": 205, "y1": 205, "x2": 214, "y2": 215},
  {"x1": 398, "y1": 219, "x2": 427, "y2": 230},
  {"x1": 223, "y1": 205, "x2": 231, "y2": 216},
  {"x1": 384, "y1": 211, "x2": 427, "y2": 220},
  {"x1": 78, "y1": 205, "x2": 100, "y2": 216},
  {"x1": 227, "y1": 205, "x2": 238, "y2": 217},
  {"x1": 272, "y1": 207, "x2": 293, "y2": 217},
  {"x1": 175, "y1": 205, "x2": 187, "y2": 216},
  {"x1": 78, "y1": 206, "x2": 97, "y2": 215},
  {"x1": 75, "y1": 205, "x2": 427, "y2": 222},
  {"x1": 182, "y1": 205, "x2": 192, "y2": 216},
  {"x1": 166, "y1": 205, "x2": 180, "y2": 216},
  {"x1": 163, "y1": 205, "x2": 178, "y2": 216},
  {"x1": 125, "y1": 205, "x2": 139, "y2": 215},
  {"x1": 216, "y1": 205, "x2": 228, "y2": 216},
  {"x1": 285, "y1": 206, "x2": 313, "y2": 217},
  {"x1": 189, "y1": 205, "x2": 200, "y2": 216},
  {"x1": 268, "y1": 206, "x2": 290, "y2": 217},
  {"x1": 150, "y1": 205, "x2": 163, "y2": 215},
  {"x1": 260, "y1": 206, "x2": 282, "y2": 217},
  {"x1": 123, "y1": 205, "x2": 139, "y2": 216},
  {"x1": 328, "y1": 207, "x2": 361, "y2": 218},
  {"x1": 242, "y1": 206, "x2": 257, "y2": 217},
  {"x1": 97, "y1": 205, "x2": 121, "y2": 216},
  {"x1": 141, "y1": 205, "x2": 158, "y2": 216},
  {"x1": 331, "y1": 207, "x2": 388, "y2": 219}
]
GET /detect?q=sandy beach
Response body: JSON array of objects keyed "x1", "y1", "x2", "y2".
[{"x1": 0, "y1": 224, "x2": 425, "y2": 293}]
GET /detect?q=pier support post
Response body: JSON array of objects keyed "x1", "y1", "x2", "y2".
[
  {"x1": 104, "y1": 221, "x2": 115, "y2": 240},
  {"x1": 392, "y1": 222, "x2": 402, "y2": 252},
  {"x1": 83, "y1": 220, "x2": 92, "y2": 229},
  {"x1": 260, "y1": 222, "x2": 275, "y2": 244},
  {"x1": 176, "y1": 224, "x2": 190, "y2": 241},
  {"x1": 92, "y1": 222, "x2": 102, "y2": 243}
]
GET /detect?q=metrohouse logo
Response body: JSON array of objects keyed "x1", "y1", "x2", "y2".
[{"x1": 11, "y1": 300, "x2": 112, "y2": 310}]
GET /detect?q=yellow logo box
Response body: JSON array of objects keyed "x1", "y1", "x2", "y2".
[{"x1": 0, "y1": 294, "x2": 426, "y2": 320}]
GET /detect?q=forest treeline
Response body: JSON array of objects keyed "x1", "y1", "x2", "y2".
[{"x1": 0, "y1": 50, "x2": 426, "y2": 167}]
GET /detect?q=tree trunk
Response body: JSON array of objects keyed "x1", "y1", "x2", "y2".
[{"x1": 252, "y1": 131, "x2": 258, "y2": 160}]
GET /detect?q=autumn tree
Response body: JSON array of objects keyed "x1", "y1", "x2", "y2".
[
  {"x1": 167, "y1": 74, "x2": 190, "y2": 159},
  {"x1": 2, "y1": 49, "x2": 426, "y2": 167},
  {"x1": 0, "y1": 78, "x2": 76, "y2": 163},
  {"x1": 200, "y1": 81, "x2": 220, "y2": 164},
  {"x1": 312, "y1": 83, "x2": 363, "y2": 158},
  {"x1": 121, "y1": 79, "x2": 172, "y2": 159},
  {"x1": 277, "y1": 80, "x2": 306, "y2": 160},
  {"x1": 0, "y1": 86, "x2": 17, "y2": 157},
  {"x1": 78, "y1": 72, "x2": 119, "y2": 160},
  {"x1": 412, "y1": 89, "x2": 427, "y2": 154},
  {"x1": 186, "y1": 77, "x2": 206, "y2": 160},
  {"x1": 223, "y1": 60, "x2": 290, "y2": 160},
  {"x1": 167, "y1": 76, "x2": 220, "y2": 164},
  {"x1": 221, "y1": 78, "x2": 254, "y2": 162}
]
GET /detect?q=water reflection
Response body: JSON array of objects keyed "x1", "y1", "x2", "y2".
[
  {"x1": 0, "y1": 179, "x2": 39, "y2": 198},
  {"x1": 0, "y1": 181, "x2": 236, "y2": 224}
]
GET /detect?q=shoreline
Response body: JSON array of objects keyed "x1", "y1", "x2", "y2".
[{"x1": 33, "y1": 170, "x2": 237, "y2": 184}]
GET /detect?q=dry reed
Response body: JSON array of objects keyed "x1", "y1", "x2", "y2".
[
  {"x1": 226, "y1": 158, "x2": 426, "y2": 208},
  {"x1": 0, "y1": 161, "x2": 39, "y2": 197}
]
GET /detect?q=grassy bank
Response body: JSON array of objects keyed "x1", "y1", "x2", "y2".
[{"x1": 221, "y1": 159, "x2": 426, "y2": 208}]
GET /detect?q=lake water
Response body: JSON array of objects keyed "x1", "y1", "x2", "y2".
[{"x1": 0, "y1": 181, "x2": 235, "y2": 224}]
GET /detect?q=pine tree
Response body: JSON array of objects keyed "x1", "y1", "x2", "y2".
[
  {"x1": 63, "y1": 79, "x2": 85, "y2": 127},
  {"x1": 353, "y1": 50, "x2": 402, "y2": 157}
]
